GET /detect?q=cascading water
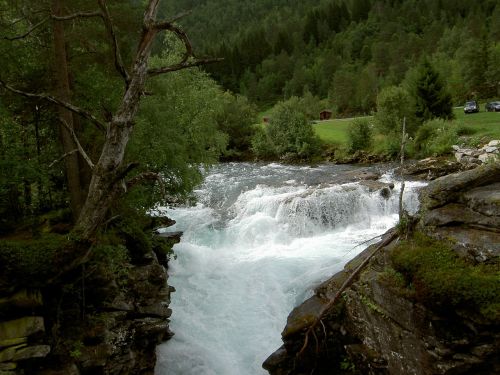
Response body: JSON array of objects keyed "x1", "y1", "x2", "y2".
[{"x1": 155, "y1": 163, "x2": 426, "y2": 375}]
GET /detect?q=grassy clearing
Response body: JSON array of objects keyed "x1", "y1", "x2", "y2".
[
  {"x1": 313, "y1": 117, "x2": 369, "y2": 146},
  {"x1": 453, "y1": 106, "x2": 500, "y2": 140},
  {"x1": 313, "y1": 110, "x2": 500, "y2": 147}
]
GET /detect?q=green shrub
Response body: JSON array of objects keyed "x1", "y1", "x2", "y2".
[
  {"x1": 455, "y1": 124, "x2": 477, "y2": 136},
  {"x1": 373, "y1": 86, "x2": 419, "y2": 157},
  {"x1": 414, "y1": 119, "x2": 458, "y2": 157},
  {"x1": 374, "y1": 133, "x2": 416, "y2": 158},
  {"x1": 252, "y1": 97, "x2": 321, "y2": 161},
  {"x1": 0, "y1": 234, "x2": 70, "y2": 287},
  {"x1": 117, "y1": 218, "x2": 151, "y2": 259},
  {"x1": 90, "y1": 244, "x2": 130, "y2": 281},
  {"x1": 348, "y1": 118, "x2": 373, "y2": 152},
  {"x1": 374, "y1": 86, "x2": 417, "y2": 136},
  {"x1": 391, "y1": 233, "x2": 500, "y2": 321},
  {"x1": 251, "y1": 126, "x2": 277, "y2": 159}
]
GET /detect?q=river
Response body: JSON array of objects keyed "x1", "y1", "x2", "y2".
[{"x1": 155, "y1": 162, "x2": 426, "y2": 375}]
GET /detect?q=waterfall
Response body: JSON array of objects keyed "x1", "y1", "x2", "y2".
[{"x1": 155, "y1": 163, "x2": 426, "y2": 375}]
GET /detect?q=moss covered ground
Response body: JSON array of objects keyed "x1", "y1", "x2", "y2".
[{"x1": 388, "y1": 233, "x2": 500, "y2": 322}]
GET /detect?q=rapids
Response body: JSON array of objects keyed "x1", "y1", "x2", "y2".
[{"x1": 155, "y1": 163, "x2": 426, "y2": 375}]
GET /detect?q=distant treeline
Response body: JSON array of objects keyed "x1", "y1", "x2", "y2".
[{"x1": 167, "y1": 0, "x2": 500, "y2": 113}]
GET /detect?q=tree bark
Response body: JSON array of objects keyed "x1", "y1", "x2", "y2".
[
  {"x1": 52, "y1": 0, "x2": 83, "y2": 219},
  {"x1": 71, "y1": 1, "x2": 161, "y2": 241}
]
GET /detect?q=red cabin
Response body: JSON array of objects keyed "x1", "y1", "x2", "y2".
[{"x1": 319, "y1": 110, "x2": 332, "y2": 120}]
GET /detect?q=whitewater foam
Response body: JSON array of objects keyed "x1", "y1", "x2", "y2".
[{"x1": 155, "y1": 163, "x2": 426, "y2": 375}]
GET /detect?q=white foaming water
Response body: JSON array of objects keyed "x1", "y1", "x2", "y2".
[{"x1": 155, "y1": 163, "x2": 426, "y2": 375}]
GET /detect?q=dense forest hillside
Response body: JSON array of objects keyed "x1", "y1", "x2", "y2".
[{"x1": 168, "y1": 0, "x2": 500, "y2": 113}]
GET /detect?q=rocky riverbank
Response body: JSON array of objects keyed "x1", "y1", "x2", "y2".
[
  {"x1": 264, "y1": 162, "x2": 500, "y2": 375},
  {"x1": 0, "y1": 219, "x2": 180, "y2": 375}
]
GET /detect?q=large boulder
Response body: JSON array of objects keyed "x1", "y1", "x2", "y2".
[{"x1": 419, "y1": 162, "x2": 500, "y2": 262}]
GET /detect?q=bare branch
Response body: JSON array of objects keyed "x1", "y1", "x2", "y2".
[
  {"x1": 51, "y1": 11, "x2": 102, "y2": 21},
  {"x1": 3, "y1": 16, "x2": 49, "y2": 40},
  {"x1": 117, "y1": 162, "x2": 140, "y2": 181},
  {"x1": 153, "y1": 21, "x2": 192, "y2": 64},
  {"x1": 59, "y1": 119, "x2": 95, "y2": 170},
  {"x1": 0, "y1": 80, "x2": 106, "y2": 131},
  {"x1": 96, "y1": 0, "x2": 130, "y2": 85},
  {"x1": 148, "y1": 57, "x2": 224, "y2": 76},
  {"x1": 168, "y1": 10, "x2": 192, "y2": 23},
  {"x1": 143, "y1": 0, "x2": 161, "y2": 24},
  {"x1": 8, "y1": 10, "x2": 49, "y2": 26},
  {"x1": 48, "y1": 149, "x2": 78, "y2": 168},
  {"x1": 126, "y1": 172, "x2": 160, "y2": 190},
  {"x1": 147, "y1": 19, "x2": 223, "y2": 77}
]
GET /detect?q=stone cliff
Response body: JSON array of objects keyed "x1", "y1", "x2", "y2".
[
  {"x1": 264, "y1": 162, "x2": 500, "y2": 375},
  {"x1": 0, "y1": 219, "x2": 180, "y2": 375}
]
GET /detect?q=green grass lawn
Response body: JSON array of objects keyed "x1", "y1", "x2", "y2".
[
  {"x1": 453, "y1": 107, "x2": 500, "y2": 140},
  {"x1": 313, "y1": 110, "x2": 500, "y2": 146},
  {"x1": 313, "y1": 116, "x2": 372, "y2": 146}
]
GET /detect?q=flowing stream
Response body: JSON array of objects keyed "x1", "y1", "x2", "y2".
[{"x1": 155, "y1": 163, "x2": 425, "y2": 375}]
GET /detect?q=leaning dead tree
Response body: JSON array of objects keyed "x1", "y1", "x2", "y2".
[
  {"x1": 398, "y1": 116, "x2": 407, "y2": 224},
  {"x1": 295, "y1": 229, "x2": 399, "y2": 361},
  {"x1": 1, "y1": 0, "x2": 221, "y2": 275}
]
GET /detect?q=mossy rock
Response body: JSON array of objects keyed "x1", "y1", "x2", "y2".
[{"x1": 391, "y1": 232, "x2": 500, "y2": 322}]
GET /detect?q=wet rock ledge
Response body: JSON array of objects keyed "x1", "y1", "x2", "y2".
[
  {"x1": 0, "y1": 218, "x2": 180, "y2": 375},
  {"x1": 264, "y1": 162, "x2": 500, "y2": 375}
]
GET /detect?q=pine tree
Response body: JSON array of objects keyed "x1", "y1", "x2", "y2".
[{"x1": 413, "y1": 59, "x2": 454, "y2": 122}]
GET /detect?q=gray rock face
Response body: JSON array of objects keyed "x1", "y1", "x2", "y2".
[
  {"x1": 0, "y1": 314, "x2": 48, "y2": 373},
  {"x1": 58, "y1": 250, "x2": 174, "y2": 375},
  {"x1": 403, "y1": 158, "x2": 465, "y2": 181},
  {"x1": 0, "y1": 232, "x2": 177, "y2": 375},
  {"x1": 264, "y1": 162, "x2": 500, "y2": 375},
  {"x1": 420, "y1": 162, "x2": 500, "y2": 262}
]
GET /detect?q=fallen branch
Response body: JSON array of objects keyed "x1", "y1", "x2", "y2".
[
  {"x1": 343, "y1": 233, "x2": 383, "y2": 258},
  {"x1": 296, "y1": 228, "x2": 399, "y2": 359}
]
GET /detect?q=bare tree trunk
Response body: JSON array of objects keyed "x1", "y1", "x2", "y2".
[
  {"x1": 398, "y1": 117, "x2": 406, "y2": 224},
  {"x1": 71, "y1": 4, "x2": 161, "y2": 241},
  {"x1": 52, "y1": 0, "x2": 83, "y2": 219}
]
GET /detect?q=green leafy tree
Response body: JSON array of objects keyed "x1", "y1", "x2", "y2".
[
  {"x1": 127, "y1": 66, "x2": 228, "y2": 207},
  {"x1": 374, "y1": 86, "x2": 415, "y2": 155},
  {"x1": 252, "y1": 97, "x2": 320, "y2": 160},
  {"x1": 348, "y1": 118, "x2": 373, "y2": 152},
  {"x1": 215, "y1": 93, "x2": 257, "y2": 159},
  {"x1": 0, "y1": 0, "x2": 226, "y2": 276}
]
